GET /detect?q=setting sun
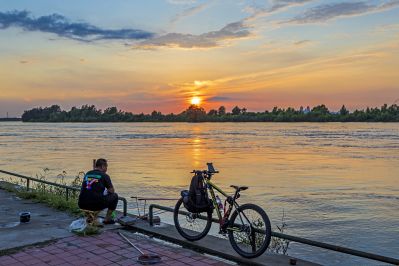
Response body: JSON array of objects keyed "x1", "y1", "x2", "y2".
[{"x1": 190, "y1": 97, "x2": 201, "y2": 105}]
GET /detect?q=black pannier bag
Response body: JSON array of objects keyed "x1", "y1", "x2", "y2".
[{"x1": 181, "y1": 173, "x2": 213, "y2": 213}]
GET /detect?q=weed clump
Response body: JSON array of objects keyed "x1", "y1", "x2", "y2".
[
  {"x1": 269, "y1": 210, "x2": 290, "y2": 255},
  {"x1": 73, "y1": 225, "x2": 100, "y2": 236}
]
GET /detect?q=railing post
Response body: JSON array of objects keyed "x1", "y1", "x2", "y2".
[
  {"x1": 118, "y1": 197, "x2": 127, "y2": 216},
  {"x1": 123, "y1": 199, "x2": 127, "y2": 216},
  {"x1": 26, "y1": 179, "x2": 30, "y2": 191},
  {"x1": 66, "y1": 188, "x2": 69, "y2": 201},
  {"x1": 149, "y1": 204, "x2": 154, "y2": 226}
]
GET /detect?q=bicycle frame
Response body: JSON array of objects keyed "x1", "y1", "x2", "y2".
[{"x1": 204, "y1": 177, "x2": 242, "y2": 228}]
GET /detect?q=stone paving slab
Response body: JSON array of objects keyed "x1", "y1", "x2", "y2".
[{"x1": 0, "y1": 230, "x2": 231, "y2": 266}]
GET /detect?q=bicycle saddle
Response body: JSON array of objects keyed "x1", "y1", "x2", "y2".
[{"x1": 230, "y1": 185, "x2": 248, "y2": 191}]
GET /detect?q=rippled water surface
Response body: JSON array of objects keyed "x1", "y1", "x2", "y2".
[{"x1": 0, "y1": 122, "x2": 398, "y2": 265}]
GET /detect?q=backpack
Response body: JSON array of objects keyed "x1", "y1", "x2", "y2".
[{"x1": 181, "y1": 173, "x2": 213, "y2": 213}]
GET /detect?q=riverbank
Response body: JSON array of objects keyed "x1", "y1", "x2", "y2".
[
  {"x1": 0, "y1": 188, "x2": 232, "y2": 265},
  {"x1": 0, "y1": 118, "x2": 21, "y2": 122},
  {"x1": 1, "y1": 187, "x2": 319, "y2": 265}
]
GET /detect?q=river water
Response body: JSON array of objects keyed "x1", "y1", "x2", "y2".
[{"x1": 0, "y1": 122, "x2": 398, "y2": 265}]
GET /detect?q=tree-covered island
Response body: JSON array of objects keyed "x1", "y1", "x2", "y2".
[{"x1": 21, "y1": 104, "x2": 399, "y2": 122}]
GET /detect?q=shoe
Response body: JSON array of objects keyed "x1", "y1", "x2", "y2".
[{"x1": 103, "y1": 219, "x2": 116, "y2": 225}]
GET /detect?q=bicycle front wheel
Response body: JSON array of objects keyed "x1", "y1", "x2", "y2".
[
  {"x1": 173, "y1": 198, "x2": 213, "y2": 241},
  {"x1": 228, "y1": 203, "x2": 271, "y2": 258}
]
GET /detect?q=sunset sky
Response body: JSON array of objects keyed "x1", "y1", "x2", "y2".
[{"x1": 1, "y1": 0, "x2": 398, "y2": 117}]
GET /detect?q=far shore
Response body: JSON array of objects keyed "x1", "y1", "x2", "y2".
[
  {"x1": 0, "y1": 118, "x2": 21, "y2": 122},
  {"x1": 19, "y1": 103, "x2": 399, "y2": 123}
]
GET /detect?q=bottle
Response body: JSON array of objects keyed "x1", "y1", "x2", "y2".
[{"x1": 215, "y1": 195, "x2": 224, "y2": 217}]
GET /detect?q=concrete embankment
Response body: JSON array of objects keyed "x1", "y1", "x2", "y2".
[
  {"x1": 120, "y1": 214, "x2": 319, "y2": 266},
  {"x1": 0, "y1": 188, "x2": 318, "y2": 265},
  {"x1": 0, "y1": 188, "x2": 230, "y2": 265}
]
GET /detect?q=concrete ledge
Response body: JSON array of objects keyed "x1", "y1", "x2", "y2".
[
  {"x1": 0, "y1": 186, "x2": 318, "y2": 265},
  {"x1": 120, "y1": 216, "x2": 320, "y2": 266}
]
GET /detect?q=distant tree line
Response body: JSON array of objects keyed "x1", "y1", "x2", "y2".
[{"x1": 21, "y1": 103, "x2": 399, "y2": 122}]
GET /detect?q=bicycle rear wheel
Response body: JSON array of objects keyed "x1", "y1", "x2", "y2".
[
  {"x1": 227, "y1": 203, "x2": 271, "y2": 258},
  {"x1": 173, "y1": 198, "x2": 212, "y2": 241}
]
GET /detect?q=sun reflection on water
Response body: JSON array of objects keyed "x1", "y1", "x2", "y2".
[{"x1": 191, "y1": 137, "x2": 202, "y2": 167}]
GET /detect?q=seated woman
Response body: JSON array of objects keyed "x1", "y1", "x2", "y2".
[{"x1": 78, "y1": 158, "x2": 118, "y2": 224}]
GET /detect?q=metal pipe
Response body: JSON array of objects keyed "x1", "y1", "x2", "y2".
[
  {"x1": 0, "y1": 169, "x2": 128, "y2": 216},
  {"x1": 0, "y1": 169, "x2": 80, "y2": 191},
  {"x1": 271, "y1": 232, "x2": 399, "y2": 265},
  {"x1": 148, "y1": 204, "x2": 399, "y2": 265},
  {"x1": 149, "y1": 204, "x2": 218, "y2": 226},
  {"x1": 136, "y1": 198, "x2": 178, "y2": 201}
]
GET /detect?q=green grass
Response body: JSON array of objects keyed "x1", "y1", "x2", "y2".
[{"x1": 0, "y1": 169, "x2": 83, "y2": 216}]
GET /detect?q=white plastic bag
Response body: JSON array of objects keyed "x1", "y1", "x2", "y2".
[{"x1": 69, "y1": 218, "x2": 87, "y2": 232}]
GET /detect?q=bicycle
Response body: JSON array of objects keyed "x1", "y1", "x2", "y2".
[{"x1": 174, "y1": 163, "x2": 272, "y2": 258}]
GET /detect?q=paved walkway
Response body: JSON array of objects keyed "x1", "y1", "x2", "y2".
[{"x1": 0, "y1": 230, "x2": 231, "y2": 266}]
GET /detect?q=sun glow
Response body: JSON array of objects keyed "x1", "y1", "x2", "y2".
[{"x1": 190, "y1": 96, "x2": 201, "y2": 105}]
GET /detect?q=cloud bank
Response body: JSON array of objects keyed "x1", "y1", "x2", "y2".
[
  {"x1": 0, "y1": 10, "x2": 154, "y2": 41},
  {"x1": 135, "y1": 21, "x2": 252, "y2": 49},
  {"x1": 270, "y1": 0, "x2": 314, "y2": 12},
  {"x1": 285, "y1": 0, "x2": 399, "y2": 24},
  {"x1": 170, "y1": 2, "x2": 210, "y2": 25}
]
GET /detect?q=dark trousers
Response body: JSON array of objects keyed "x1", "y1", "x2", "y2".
[{"x1": 105, "y1": 193, "x2": 118, "y2": 211}]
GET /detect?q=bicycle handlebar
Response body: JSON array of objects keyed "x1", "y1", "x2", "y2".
[
  {"x1": 190, "y1": 170, "x2": 219, "y2": 178},
  {"x1": 191, "y1": 163, "x2": 219, "y2": 175}
]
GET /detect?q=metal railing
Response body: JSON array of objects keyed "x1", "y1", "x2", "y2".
[
  {"x1": 131, "y1": 196, "x2": 177, "y2": 217},
  {"x1": 0, "y1": 169, "x2": 127, "y2": 216},
  {"x1": 148, "y1": 204, "x2": 399, "y2": 265}
]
